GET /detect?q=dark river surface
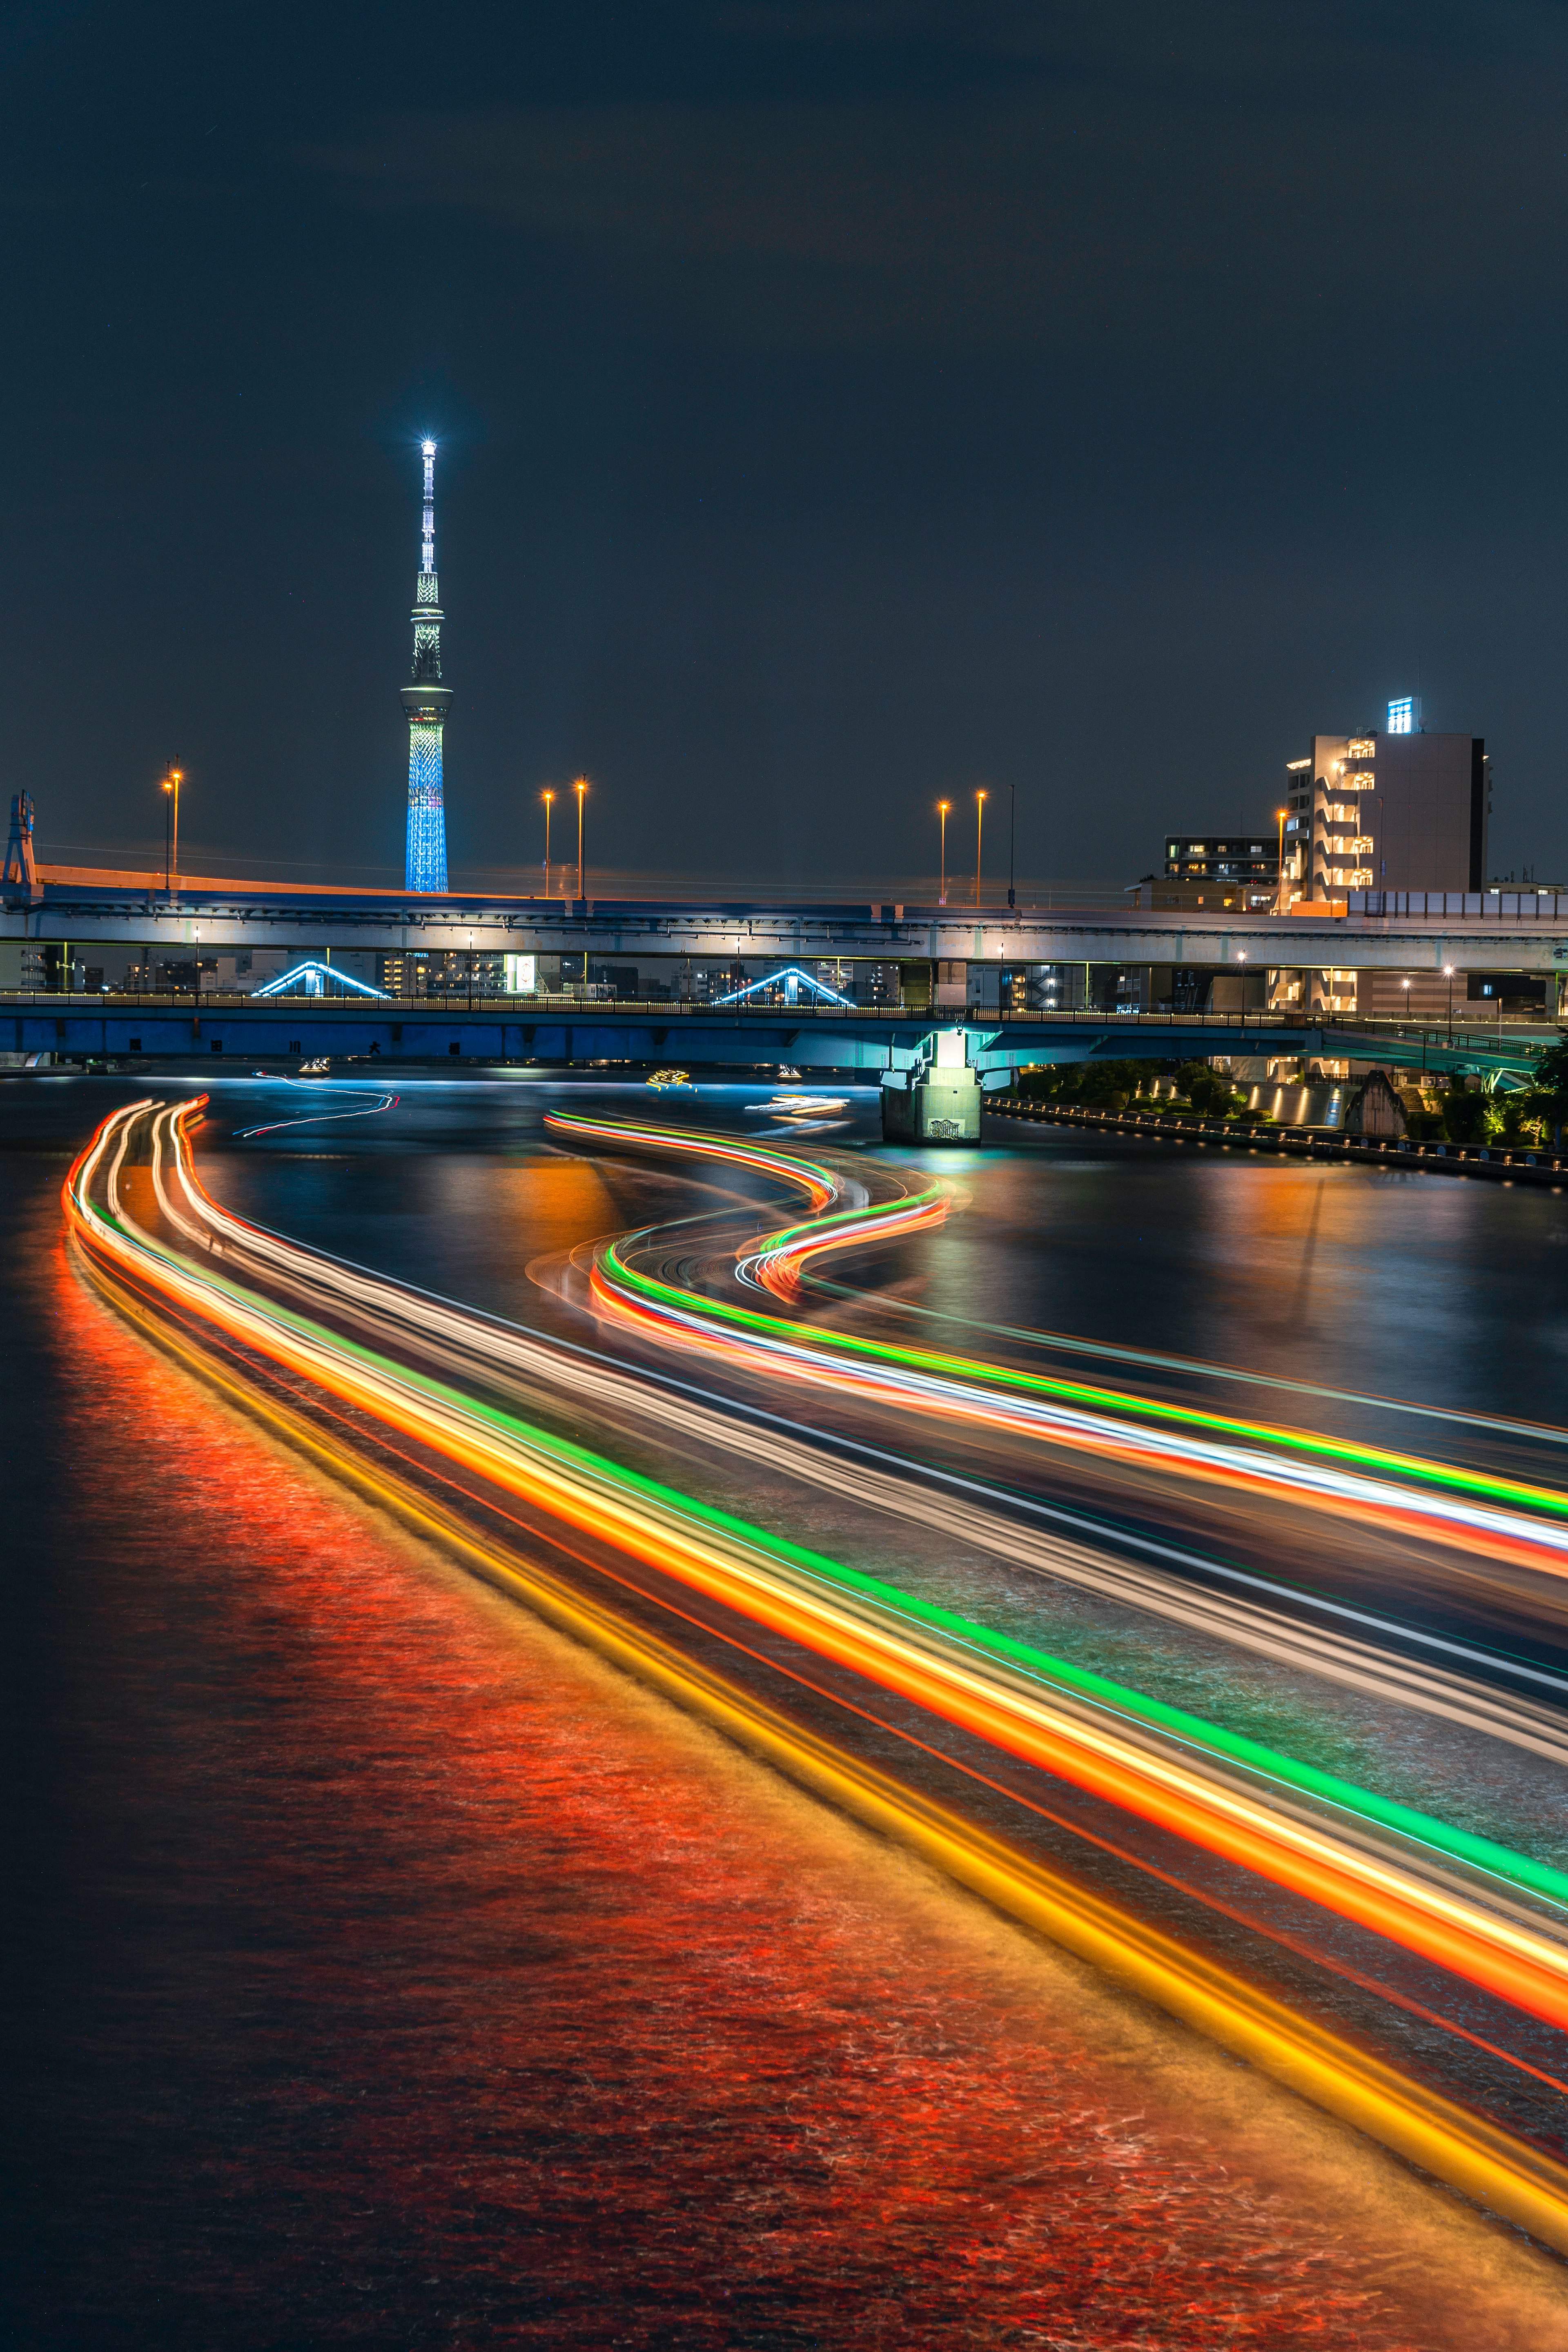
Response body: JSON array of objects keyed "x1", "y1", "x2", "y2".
[{"x1": 8, "y1": 1071, "x2": 1568, "y2": 2350}]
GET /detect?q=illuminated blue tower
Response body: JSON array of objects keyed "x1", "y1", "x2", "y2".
[{"x1": 401, "y1": 439, "x2": 451, "y2": 892}]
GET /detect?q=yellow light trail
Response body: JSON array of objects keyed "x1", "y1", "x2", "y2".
[
  {"x1": 64, "y1": 1107, "x2": 1568, "y2": 2017},
  {"x1": 64, "y1": 1099, "x2": 1568, "y2": 2259}
]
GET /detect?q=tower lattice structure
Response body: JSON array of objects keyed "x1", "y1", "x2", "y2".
[{"x1": 401, "y1": 440, "x2": 452, "y2": 892}]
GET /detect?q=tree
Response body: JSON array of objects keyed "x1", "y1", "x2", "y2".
[
  {"x1": 1176, "y1": 1060, "x2": 1238, "y2": 1117},
  {"x1": 1530, "y1": 1041, "x2": 1568, "y2": 1149},
  {"x1": 1441, "y1": 1084, "x2": 1500, "y2": 1147}
]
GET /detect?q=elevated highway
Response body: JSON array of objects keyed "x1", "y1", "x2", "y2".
[{"x1": 7, "y1": 874, "x2": 1568, "y2": 984}]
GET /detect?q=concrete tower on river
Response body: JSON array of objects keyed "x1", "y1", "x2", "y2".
[{"x1": 401, "y1": 439, "x2": 451, "y2": 893}]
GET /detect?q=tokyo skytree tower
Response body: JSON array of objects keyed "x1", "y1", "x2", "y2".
[{"x1": 401, "y1": 439, "x2": 452, "y2": 892}]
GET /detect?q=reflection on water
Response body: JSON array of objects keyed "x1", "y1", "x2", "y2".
[{"x1": 7, "y1": 1077, "x2": 1568, "y2": 2345}]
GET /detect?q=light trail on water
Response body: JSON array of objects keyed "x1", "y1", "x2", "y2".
[
  {"x1": 234, "y1": 1084, "x2": 401, "y2": 1141},
  {"x1": 60, "y1": 1097, "x2": 1568, "y2": 2252},
  {"x1": 556, "y1": 1115, "x2": 1568, "y2": 1584}
]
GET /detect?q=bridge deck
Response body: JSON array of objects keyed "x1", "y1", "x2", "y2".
[{"x1": 0, "y1": 995, "x2": 1553, "y2": 1076}]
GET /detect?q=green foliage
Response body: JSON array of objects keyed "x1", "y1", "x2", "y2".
[
  {"x1": 1441, "y1": 1086, "x2": 1501, "y2": 1147},
  {"x1": 1016, "y1": 1058, "x2": 1159, "y2": 1107},
  {"x1": 1176, "y1": 1061, "x2": 1242, "y2": 1117},
  {"x1": 1532, "y1": 1040, "x2": 1568, "y2": 1115},
  {"x1": 1405, "y1": 1107, "x2": 1446, "y2": 1143},
  {"x1": 1498, "y1": 1089, "x2": 1547, "y2": 1145}
]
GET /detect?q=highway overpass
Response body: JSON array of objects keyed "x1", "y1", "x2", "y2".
[{"x1": 7, "y1": 874, "x2": 1568, "y2": 984}]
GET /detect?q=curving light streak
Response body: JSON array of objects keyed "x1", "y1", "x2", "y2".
[
  {"x1": 235, "y1": 1089, "x2": 400, "y2": 1141},
  {"x1": 555, "y1": 1119, "x2": 1568, "y2": 1543},
  {"x1": 60, "y1": 1100, "x2": 1568, "y2": 2049},
  {"x1": 544, "y1": 1107, "x2": 847, "y2": 1211},
  {"x1": 151, "y1": 1099, "x2": 1568, "y2": 1780},
  {"x1": 574, "y1": 1149, "x2": 1568, "y2": 1580},
  {"x1": 66, "y1": 1232, "x2": 1568, "y2": 2261},
  {"x1": 133, "y1": 1099, "x2": 1568, "y2": 1915},
  {"x1": 543, "y1": 1107, "x2": 947, "y2": 1299}
]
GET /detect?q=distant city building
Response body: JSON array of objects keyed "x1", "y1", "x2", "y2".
[
  {"x1": 1283, "y1": 706, "x2": 1488, "y2": 901},
  {"x1": 378, "y1": 949, "x2": 504, "y2": 997},
  {"x1": 401, "y1": 440, "x2": 451, "y2": 894},
  {"x1": 1163, "y1": 832, "x2": 1276, "y2": 884},
  {"x1": 1127, "y1": 833, "x2": 1282, "y2": 913}
]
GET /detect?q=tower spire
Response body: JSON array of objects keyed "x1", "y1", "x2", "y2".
[{"x1": 401, "y1": 438, "x2": 451, "y2": 891}]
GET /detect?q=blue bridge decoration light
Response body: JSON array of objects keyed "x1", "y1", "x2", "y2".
[
  {"x1": 252, "y1": 960, "x2": 390, "y2": 1000},
  {"x1": 711, "y1": 965, "x2": 853, "y2": 1007}
]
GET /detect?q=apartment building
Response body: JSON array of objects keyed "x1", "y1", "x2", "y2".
[{"x1": 1282, "y1": 703, "x2": 1488, "y2": 902}]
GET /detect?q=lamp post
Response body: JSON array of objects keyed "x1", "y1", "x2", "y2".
[
  {"x1": 1275, "y1": 806, "x2": 1289, "y2": 915},
  {"x1": 161, "y1": 767, "x2": 183, "y2": 896},
  {"x1": 574, "y1": 776, "x2": 588, "y2": 910},
  {"x1": 1007, "y1": 781, "x2": 1016, "y2": 910},
  {"x1": 1237, "y1": 949, "x2": 1247, "y2": 1034},
  {"x1": 1444, "y1": 963, "x2": 1455, "y2": 1044},
  {"x1": 974, "y1": 790, "x2": 987, "y2": 909},
  {"x1": 542, "y1": 788, "x2": 555, "y2": 898},
  {"x1": 937, "y1": 800, "x2": 950, "y2": 905}
]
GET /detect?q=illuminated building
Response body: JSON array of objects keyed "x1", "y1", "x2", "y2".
[
  {"x1": 376, "y1": 948, "x2": 504, "y2": 997},
  {"x1": 401, "y1": 440, "x2": 451, "y2": 893},
  {"x1": 1282, "y1": 710, "x2": 1488, "y2": 904},
  {"x1": 1144, "y1": 832, "x2": 1281, "y2": 911},
  {"x1": 1163, "y1": 834, "x2": 1276, "y2": 885}
]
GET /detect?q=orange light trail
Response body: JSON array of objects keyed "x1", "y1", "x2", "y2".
[{"x1": 58, "y1": 1100, "x2": 1568, "y2": 2051}]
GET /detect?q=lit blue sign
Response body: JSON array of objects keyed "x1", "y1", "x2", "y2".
[{"x1": 1387, "y1": 697, "x2": 1415, "y2": 734}]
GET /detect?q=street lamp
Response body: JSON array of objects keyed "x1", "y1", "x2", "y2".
[
  {"x1": 1444, "y1": 963, "x2": 1455, "y2": 1043},
  {"x1": 974, "y1": 789, "x2": 987, "y2": 909},
  {"x1": 1007, "y1": 781, "x2": 1016, "y2": 910},
  {"x1": 574, "y1": 775, "x2": 588, "y2": 910},
  {"x1": 1275, "y1": 806, "x2": 1289, "y2": 915},
  {"x1": 161, "y1": 767, "x2": 183, "y2": 895},
  {"x1": 937, "y1": 800, "x2": 950, "y2": 905},
  {"x1": 1237, "y1": 949, "x2": 1247, "y2": 1034},
  {"x1": 542, "y1": 787, "x2": 555, "y2": 898}
]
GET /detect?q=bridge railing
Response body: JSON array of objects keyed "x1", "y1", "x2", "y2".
[{"x1": 0, "y1": 990, "x2": 1559, "y2": 1043}]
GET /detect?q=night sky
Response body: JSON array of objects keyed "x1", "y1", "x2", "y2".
[{"x1": 10, "y1": 2, "x2": 1568, "y2": 893}]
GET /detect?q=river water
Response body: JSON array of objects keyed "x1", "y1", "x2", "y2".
[{"x1": 7, "y1": 1071, "x2": 1568, "y2": 2349}]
